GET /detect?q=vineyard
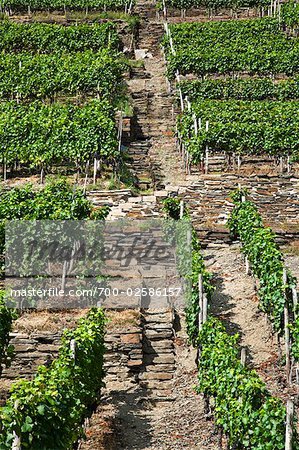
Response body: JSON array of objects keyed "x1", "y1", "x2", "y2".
[
  {"x1": 0, "y1": 16, "x2": 128, "y2": 181},
  {"x1": 0, "y1": 0, "x2": 298, "y2": 449}
]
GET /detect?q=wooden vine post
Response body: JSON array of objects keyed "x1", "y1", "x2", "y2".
[
  {"x1": 61, "y1": 260, "x2": 68, "y2": 291},
  {"x1": 198, "y1": 273, "x2": 204, "y2": 331},
  {"x1": 292, "y1": 287, "x2": 298, "y2": 318},
  {"x1": 245, "y1": 256, "x2": 250, "y2": 275},
  {"x1": 12, "y1": 431, "x2": 21, "y2": 450},
  {"x1": 179, "y1": 200, "x2": 184, "y2": 219},
  {"x1": 93, "y1": 157, "x2": 97, "y2": 185},
  {"x1": 241, "y1": 347, "x2": 247, "y2": 366},
  {"x1": 202, "y1": 294, "x2": 208, "y2": 324},
  {"x1": 70, "y1": 339, "x2": 76, "y2": 360},
  {"x1": 283, "y1": 268, "x2": 291, "y2": 383},
  {"x1": 12, "y1": 401, "x2": 21, "y2": 450},
  {"x1": 205, "y1": 120, "x2": 209, "y2": 174},
  {"x1": 285, "y1": 400, "x2": 294, "y2": 450}
]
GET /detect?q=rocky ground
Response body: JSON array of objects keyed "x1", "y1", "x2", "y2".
[{"x1": 79, "y1": 323, "x2": 219, "y2": 450}]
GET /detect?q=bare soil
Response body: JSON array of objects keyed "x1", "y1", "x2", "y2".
[
  {"x1": 203, "y1": 244, "x2": 299, "y2": 403},
  {"x1": 79, "y1": 327, "x2": 219, "y2": 450}
]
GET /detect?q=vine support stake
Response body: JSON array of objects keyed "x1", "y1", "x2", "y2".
[
  {"x1": 198, "y1": 274, "x2": 203, "y2": 331},
  {"x1": 12, "y1": 432, "x2": 21, "y2": 450},
  {"x1": 285, "y1": 303, "x2": 291, "y2": 383},
  {"x1": 237, "y1": 154, "x2": 241, "y2": 171},
  {"x1": 61, "y1": 260, "x2": 67, "y2": 292},
  {"x1": 205, "y1": 121, "x2": 209, "y2": 174},
  {"x1": 285, "y1": 400, "x2": 294, "y2": 450},
  {"x1": 241, "y1": 348, "x2": 247, "y2": 366},
  {"x1": 292, "y1": 287, "x2": 298, "y2": 318},
  {"x1": 179, "y1": 200, "x2": 184, "y2": 219},
  {"x1": 70, "y1": 339, "x2": 76, "y2": 360},
  {"x1": 93, "y1": 158, "x2": 97, "y2": 185},
  {"x1": 12, "y1": 401, "x2": 21, "y2": 450},
  {"x1": 245, "y1": 256, "x2": 250, "y2": 275},
  {"x1": 83, "y1": 173, "x2": 88, "y2": 195},
  {"x1": 193, "y1": 113, "x2": 198, "y2": 135},
  {"x1": 283, "y1": 268, "x2": 291, "y2": 383},
  {"x1": 202, "y1": 293, "x2": 208, "y2": 324}
]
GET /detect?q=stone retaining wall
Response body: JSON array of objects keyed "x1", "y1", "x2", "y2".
[{"x1": 0, "y1": 309, "x2": 176, "y2": 406}]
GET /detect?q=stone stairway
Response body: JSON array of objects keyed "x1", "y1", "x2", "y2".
[
  {"x1": 125, "y1": 15, "x2": 177, "y2": 190},
  {"x1": 104, "y1": 309, "x2": 177, "y2": 403},
  {"x1": 140, "y1": 309, "x2": 176, "y2": 402},
  {"x1": 125, "y1": 140, "x2": 153, "y2": 190}
]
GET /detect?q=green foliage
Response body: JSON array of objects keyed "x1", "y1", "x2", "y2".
[
  {"x1": 290, "y1": 317, "x2": 299, "y2": 360},
  {"x1": 0, "y1": 0, "x2": 133, "y2": 12},
  {"x1": 0, "y1": 50, "x2": 124, "y2": 101},
  {"x1": 0, "y1": 308, "x2": 106, "y2": 449},
  {"x1": 197, "y1": 317, "x2": 297, "y2": 449},
  {"x1": 0, "y1": 291, "x2": 15, "y2": 377},
  {"x1": 179, "y1": 78, "x2": 299, "y2": 101},
  {"x1": 0, "y1": 21, "x2": 119, "y2": 53},
  {"x1": 0, "y1": 180, "x2": 110, "y2": 260},
  {"x1": 162, "y1": 197, "x2": 213, "y2": 344},
  {"x1": 281, "y1": 0, "x2": 299, "y2": 29},
  {"x1": 0, "y1": 100, "x2": 118, "y2": 172},
  {"x1": 163, "y1": 0, "x2": 269, "y2": 8},
  {"x1": 0, "y1": 180, "x2": 95, "y2": 221},
  {"x1": 177, "y1": 99, "x2": 299, "y2": 162},
  {"x1": 164, "y1": 18, "x2": 299, "y2": 78},
  {"x1": 162, "y1": 197, "x2": 182, "y2": 220},
  {"x1": 227, "y1": 191, "x2": 297, "y2": 333}
]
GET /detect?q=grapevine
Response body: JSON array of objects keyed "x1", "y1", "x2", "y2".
[
  {"x1": 0, "y1": 291, "x2": 15, "y2": 377},
  {"x1": 0, "y1": 0, "x2": 134, "y2": 12},
  {"x1": 161, "y1": 0, "x2": 269, "y2": 9},
  {"x1": 179, "y1": 78, "x2": 299, "y2": 101},
  {"x1": 197, "y1": 317, "x2": 299, "y2": 449},
  {"x1": 163, "y1": 18, "x2": 299, "y2": 78},
  {"x1": 0, "y1": 21, "x2": 120, "y2": 53},
  {"x1": 0, "y1": 50, "x2": 124, "y2": 101},
  {"x1": 0, "y1": 308, "x2": 106, "y2": 450},
  {"x1": 177, "y1": 99, "x2": 299, "y2": 162},
  {"x1": 227, "y1": 189, "x2": 297, "y2": 333},
  {"x1": 0, "y1": 99, "x2": 118, "y2": 173}
]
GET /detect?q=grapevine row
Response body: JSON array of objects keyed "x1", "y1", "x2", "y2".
[
  {"x1": 0, "y1": 291, "x2": 15, "y2": 378},
  {"x1": 0, "y1": 100, "x2": 119, "y2": 173},
  {"x1": 0, "y1": 50, "x2": 124, "y2": 101},
  {"x1": 178, "y1": 78, "x2": 299, "y2": 101},
  {"x1": 0, "y1": 180, "x2": 110, "y2": 260},
  {"x1": 163, "y1": 18, "x2": 299, "y2": 78},
  {"x1": 0, "y1": 308, "x2": 106, "y2": 450},
  {"x1": 227, "y1": 189, "x2": 297, "y2": 334},
  {"x1": 161, "y1": 0, "x2": 269, "y2": 9},
  {"x1": 177, "y1": 99, "x2": 299, "y2": 161},
  {"x1": 0, "y1": 21, "x2": 119, "y2": 53},
  {"x1": 198, "y1": 317, "x2": 298, "y2": 450},
  {"x1": 162, "y1": 197, "x2": 213, "y2": 344},
  {"x1": 281, "y1": 0, "x2": 299, "y2": 29},
  {"x1": 0, "y1": 0, "x2": 133, "y2": 12}
]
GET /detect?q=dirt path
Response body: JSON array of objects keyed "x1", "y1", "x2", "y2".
[
  {"x1": 203, "y1": 244, "x2": 299, "y2": 401},
  {"x1": 79, "y1": 324, "x2": 218, "y2": 450}
]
